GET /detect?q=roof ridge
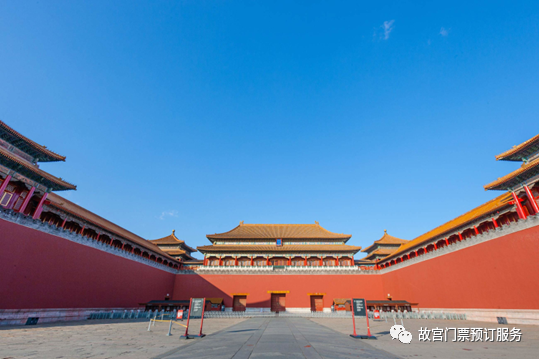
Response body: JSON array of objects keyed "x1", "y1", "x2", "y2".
[
  {"x1": 0, "y1": 146, "x2": 76, "y2": 190},
  {"x1": 484, "y1": 156, "x2": 539, "y2": 190},
  {"x1": 0, "y1": 120, "x2": 66, "y2": 161},
  {"x1": 495, "y1": 133, "x2": 539, "y2": 161}
]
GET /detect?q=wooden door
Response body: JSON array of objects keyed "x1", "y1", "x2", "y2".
[
  {"x1": 233, "y1": 296, "x2": 247, "y2": 311},
  {"x1": 310, "y1": 296, "x2": 323, "y2": 312},
  {"x1": 271, "y1": 293, "x2": 286, "y2": 312}
]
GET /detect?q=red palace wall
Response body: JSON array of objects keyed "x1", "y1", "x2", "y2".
[
  {"x1": 174, "y1": 226, "x2": 539, "y2": 310},
  {"x1": 3, "y1": 218, "x2": 539, "y2": 312},
  {"x1": 381, "y1": 225, "x2": 539, "y2": 310},
  {"x1": 0, "y1": 219, "x2": 175, "y2": 309},
  {"x1": 173, "y1": 274, "x2": 384, "y2": 309}
]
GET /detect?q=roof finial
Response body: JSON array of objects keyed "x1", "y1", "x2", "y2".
[
  {"x1": 315, "y1": 221, "x2": 319, "y2": 225},
  {"x1": 172, "y1": 229, "x2": 175, "y2": 235},
  {"x1": 240, "y1": 221, "x2": 244, "y2": 225},
  {"x1": 384, "y1": 229, "x2": 387, "y2": 234}
]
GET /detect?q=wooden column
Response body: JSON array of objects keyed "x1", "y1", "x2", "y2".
[
  {"x1": 18, "y1": 186, "x2": 35, "y2": 214},
  {"x1": 458, "y1": 232, "x2": 463, "y2": 241},
  {"x1": 304, "y1": 257, "x2": 308, "y2": 266},
  {"x1": 320, "y1": 257, "x2": 324, "y2": 266},
  {"x1": 287, "y1": 257, "x2": 291, "y2": 266},
  {"x1": 473, "y1": 226, "x2": 480, "y2": 235},
  {"x1": 32, "y1": 193, "x2": 48, "y2": 219},
  {"x1": 512, "y1": 192, "x2": 527, "y2": 219},
  {"x1": 0, "y1": 175, "x2": 12, "y2": 197},
  {"x1": 250, "y1": 257, "x2": 254, "y2": 266},
  {"x1": 234, "y1": 256, "x2": 238, "y2": 266},
  {"x1": 524, "y1": 185, "x2": 539, "y2": 214},
  {"x1": 492, "y1": 218, "x2": 499, "y2": 228},
  {"x1": 445, "y1": 238, "x2": 449, "y2": 246}
]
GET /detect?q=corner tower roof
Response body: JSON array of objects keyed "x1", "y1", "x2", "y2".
[
  {"x1": 149, "y1": 230, "x2": 197, "y2": 253},
  {"x1": 361, "y1": 230, "x2": 408, "y2": 253},
  {"x1": 206, "y1": 221, "x2": 352, "y2": 242}
]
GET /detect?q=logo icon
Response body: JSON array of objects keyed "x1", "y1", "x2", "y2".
[{"x1": 390, "y1": 324, "x2": 412, "y2": 344}]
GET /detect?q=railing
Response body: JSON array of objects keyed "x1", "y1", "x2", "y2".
[{"x1": 87, "y1": 309, "x2": 467, "y2": 321}]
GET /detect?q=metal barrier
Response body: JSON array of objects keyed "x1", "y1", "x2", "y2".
[{"x1": 88, "y1": 309, "x2": 467, "y2": 321}]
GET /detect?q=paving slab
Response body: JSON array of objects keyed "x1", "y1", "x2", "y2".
[
  {"x1": 311, "y1": 317, "x2": 539, "y2": 359},
  {"x1": 162, "y1": 318, "x2": 399, "y2": 359}
]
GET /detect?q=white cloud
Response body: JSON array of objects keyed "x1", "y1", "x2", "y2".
[
  {"x1": 159, "y1": 210, "x2": 179, "y2": 220},
  {"x1": 440, "y1": 27, "x2": 449, "y2": 37},
  {"x1": 383, "y1": 20, "x2": 395, "y2": 40}
]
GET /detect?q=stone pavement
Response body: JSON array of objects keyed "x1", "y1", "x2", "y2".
[
  {"x1": 159, "y1": 318, "x2": 399, "y2": 359},
  {"x1": 1, "y1": 317, "x2": 538, "y2": 358},
  {"x1": 0, "y1": 318, "x2": 245, "y2": 359},
  {"x1": 311, "y1": 317, "x2": 539, "y2": 359}
]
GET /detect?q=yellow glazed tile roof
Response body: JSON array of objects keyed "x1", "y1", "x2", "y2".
[
  {"x1": 495, "y1": 134, "x2": 539, "y2": 161},
  {"x1": 0, "y1": 120, "x2": 66, "y2": 161},
  {"x1": 207, "y1": 222, "x2": 351, "y2": 240},
  {"x1": 484, "y1": 157, "x2": 539, "y2": 190},
  {"x1": 361, "y1": 230, "x2": 408, "y2": 253},
  {"x1": 197, "y1": 244, "x2": 361, "y2": 253},
  {"x1": 381, "y1": 192, "x2": 513, "y2": 262},
  {"x1": 149, "y1": 230, "x2": 197, "y2": 253}
]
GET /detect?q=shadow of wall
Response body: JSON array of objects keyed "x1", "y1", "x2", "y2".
[
  {"x1": 0, "y1": 218, "x2": 176, "y2": 309},
  {"x1": 173, "y1": 273, "x2": 384, "y2": 309}
]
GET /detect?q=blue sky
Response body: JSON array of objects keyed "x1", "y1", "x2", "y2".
[{"x1": 1, "y1": 1, "x2": 538, "y2": 258}]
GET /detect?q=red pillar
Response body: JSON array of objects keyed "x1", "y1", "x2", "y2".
[
  {"x1": 79, "y1": 225, "x2": 86, "y2": 235},
  {"x1": 219, "y1": 257, "x2": 223, "y2": 266},
  {"x1": 512, "y1": 192, "x2": 527, "y2": 219},
  {"x1": 96, "y1": 233, "x2": 101, "y2": 241},
  {"x1": 60, "y1": 218, "x2": 67, "y2": 229},
  {"x1": 250, "y1": 257, "x2": 254, "y2": 266},
  {"x1": 458, "y1": 232, "x2": 463, "y2": 241},
  {"x1": 32, "y1": 193, "x2": 48, "y2": 219},
  {"x1": 234, "y1": 257, "x2": 238, "y2": 266},
  {"x1": 433, "y1": 243, "x2": 438, "y2": 250},
  {"x1": 17, "y1": 187, "x2": 35, "y2": 214},
  {"x1": 445, "y1": 238, "x2": 449, "y2": 246},
  {"x1": 320, "y1": 257, "x2": 324, "y2": 266},
  {"x1": 0, "y1": 175, "x2": 12, "y2": 196},
  {"x1": 287, "y1": 257, "x2": 291, "y2": 266},
  {"x1": 203, "y1": 256, "x2": 208, "y2": 266},
  {"x1": 304, "y1": 257, "x2": 308, "y2": 266},
  {"x1": 524, "y1": 185, "x2": 539, "y2": 214},
  {"x1": 473, "y1": 226, "x2": 479, "y2": 235},
  {"x1": 336, "y1": 257, "x2": 340, "y2": 266},
  {"x1": 266, "y1": 257, "x2": 270, "y2": 266},
  {"x1": 492, "y1": 218, "x2": 499, "y2": 228}
]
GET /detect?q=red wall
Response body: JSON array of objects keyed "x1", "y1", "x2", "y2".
[
  {"x1": 173, "y1": 274, "x2": 384, "y2": 309},
  {"x1": 382, "y1": 225, "x2": 539, "y2": 310},
  {"x1": 0, "y1": 219, "x2": 175, "y2": 309},
  {"x1": 174, "y1": 226, "x2": 539, "y2": 310},
  {"x1": 3, "y1": 217, "x2": 539, "y2": 311}
]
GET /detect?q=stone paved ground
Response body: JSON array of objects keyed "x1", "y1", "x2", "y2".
[
  {"x1": 0, "y1": 318, "x2": 245, "y2": 359},
  {"x1": 1, "y1": 317, "x2": 538, "y2": 359},
  {"x1": 311, "y1": 317, "x2": 539, "y2": 359},
  {"x1": 159, "y1": 318, "x2": 399, "y2": 359}
]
